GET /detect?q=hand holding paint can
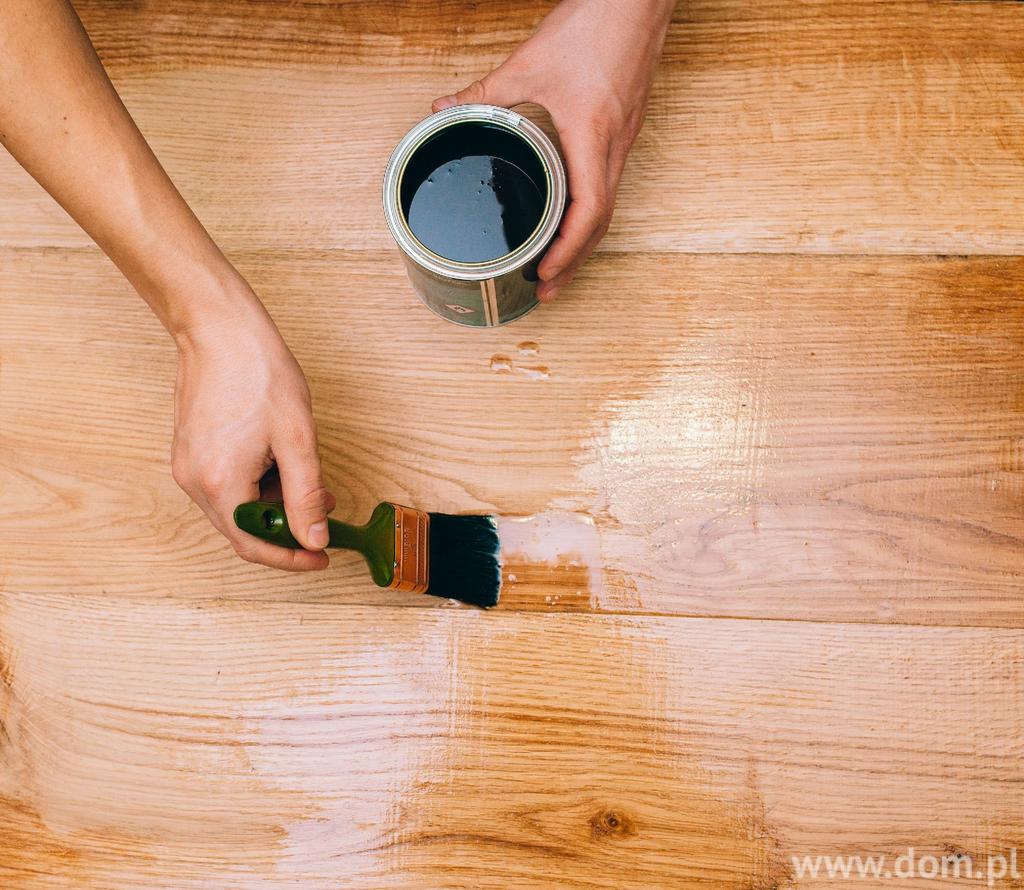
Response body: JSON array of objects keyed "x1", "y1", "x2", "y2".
[{"x1": 383, "y1": 105, "x2": 567, "y2": 327}]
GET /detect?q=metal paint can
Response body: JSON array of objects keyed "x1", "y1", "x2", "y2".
[{"x1": 383, "y1": 104, "x2": 567, "y2": 327}]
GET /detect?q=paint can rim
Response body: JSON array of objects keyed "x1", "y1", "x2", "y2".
[{"x1": 382, "y1": 104, "x2": 567, "y2": 282}]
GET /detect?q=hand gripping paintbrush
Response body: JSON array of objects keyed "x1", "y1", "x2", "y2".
[{"x1": 233, "y1": 501, "x2": 501, "y2": 608}]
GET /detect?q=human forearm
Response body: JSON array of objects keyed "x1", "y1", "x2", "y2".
[
  {"x1": 0, "y1": 0, "x2": 333, "y2": 565},
  {"x1": 0, "y1": 0, "x2": 257, "y2": 339}
]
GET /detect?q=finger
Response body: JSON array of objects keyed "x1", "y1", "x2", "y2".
[
  {"x1": 187, "y1": 458, "x2": 331, "y2": 572},
  {"x1": 223, "y1": 500, "x2": 330, "y2": 571},
  {"x1": 258, "y1": 467, "x2": 284, "y2": 502},
  {"x1": 545, "y1": 138, "x2": 628, "y2": 299},
  {"x1": 255, "y1": 467, "x2": 334, "y2": 513},
  {"x1": 606, "y1": 137, "x2": 631, "y2": 199},
  {"x1": 230, "y1": 534, "x2": 330, "y2": 572},
  {"x1": 274, "y1": 423, "x2": 332, "y2": 552},
  {"x1": 537, "y1": 139, "x2": 634, "y2": 302},
  {"x1": 537, "y1": 140, "x2": 631, "y2": 302},
  {"x1": 537, "y1": 129, "x2": 612, "y2": 299},
  {"x1": 537, "y1": 221, "x2": 608, "y2": 303},
  {"x1": 432, "y1": 65, "x2": 527, "y2": 112}
]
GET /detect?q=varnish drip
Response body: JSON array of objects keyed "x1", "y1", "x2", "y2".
[
  {"x1": 515, "y1": 365, "x2": 549, "y2": 380},
  {"x1": 489, "y1": 354, "x2": 513, "y2": 374},
  {"x1": 489, "y1": 341, "x2": 548, "y2": 379}
]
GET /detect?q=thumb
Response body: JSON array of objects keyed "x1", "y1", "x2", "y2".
[
  {"x1": 432, "y1": 67, "x2": 526, "y2": 112},
  {"x1": 275, "y1": 429, "x2": 331, "y2": 552}
]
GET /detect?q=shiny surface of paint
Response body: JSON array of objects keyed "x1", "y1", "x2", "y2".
[
  {"x1": 405, "y1": 156, "x2": 544, "y2": 263},
  {"x1": 401, "y1": 124, "x2": 546, "y2": 264},
  {"x1": 498, "y1": 511, "x2": 604, "y2": 607}
]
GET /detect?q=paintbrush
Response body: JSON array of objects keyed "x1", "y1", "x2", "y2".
[{"x1": 233, "y1": 501, "x2": 501, "y2": 608}]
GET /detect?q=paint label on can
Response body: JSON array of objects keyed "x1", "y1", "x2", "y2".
[{"x1": 403, "y1": 256, "x2": 540, "y2": 327}]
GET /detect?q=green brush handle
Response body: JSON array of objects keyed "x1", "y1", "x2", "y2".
[{"x1": 233, "y1": 501, "x2": 396, "y2": 588}]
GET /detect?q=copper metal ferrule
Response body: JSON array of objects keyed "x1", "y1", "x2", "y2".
[{"x1": 389, "y1": 505, "x2": 430, "y2": 595}]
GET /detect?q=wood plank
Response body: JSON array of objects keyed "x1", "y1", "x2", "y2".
[
  {"x1": 1, "y1": 0, "x2": 1022, "y2": 253},
  {"x1": 2, "y1": 4, "x2": 1021, "y2": 888},
  {"x1": 1, "y1": 592, "x2": 1021, "y2": 888},
  {"x1": 1, "y1": 247, "x2": 1020, "y2": 624}
]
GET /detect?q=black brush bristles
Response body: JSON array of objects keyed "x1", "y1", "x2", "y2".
[{"x1": 426, "y1": 513, "x2": 502, "y2": 608}]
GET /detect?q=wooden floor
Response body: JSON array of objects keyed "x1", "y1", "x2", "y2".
[{"x1": 1, "y1": 1, "x2": 1022, "y2": 887}]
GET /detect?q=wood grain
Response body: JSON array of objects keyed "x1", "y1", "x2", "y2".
[
  {"x1": 2, "y1": 1, "x2": 1023, "y2": 887},
  {"x1": 1, "y1": 247, "x2": 1020, "y2": 624},
  {"x1": 0, "y1": 1, "x2": 1022, "y2": 253},
  {"x1": 1, "y1": 592, "x2": 1022, "y2": 889}
]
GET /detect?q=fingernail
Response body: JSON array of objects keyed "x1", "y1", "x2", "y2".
[
  {"x1": 539, "y1": 285, "x2": 559, "y2": 302},
  {"x1": 308, "y1": 521, "x2": 328, "y2": 549},
  {"x1": 434, "y1": 95, "x2": 457, "y2": 110}
]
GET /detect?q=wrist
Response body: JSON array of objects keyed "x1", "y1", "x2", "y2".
[
  {"x1": 101, "y1": 194, "x2": 264, "y2": 346},
  {"x1": 581, "y1": 0, "x2": 673, "y2": 49},
  {"x1": 166, "y1": 276, "x2": 273, "y2": 356},
  {"x1": 117, "y1": 237, "x2": 265, "y2": 349}
]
